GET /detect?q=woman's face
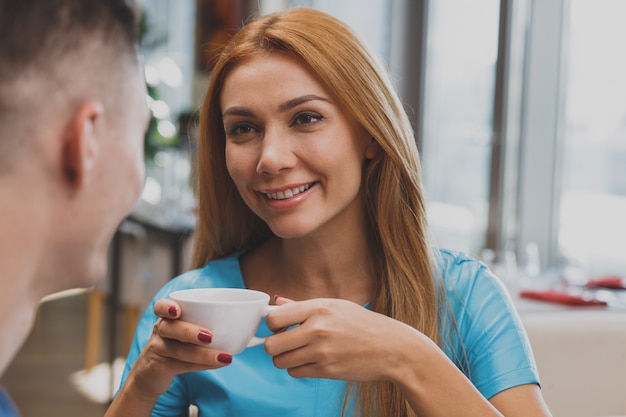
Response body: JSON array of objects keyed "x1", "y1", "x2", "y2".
[{"x1": 220, "y1": 53, "x2": 377, "y2": 239}]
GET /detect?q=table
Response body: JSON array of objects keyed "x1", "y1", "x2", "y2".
[{"x1": 515, "y1": 295, "x2": 626, "y2": 417}]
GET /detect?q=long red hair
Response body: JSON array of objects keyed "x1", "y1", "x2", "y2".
[{"x1": 192, "y1": 8, "x2": 440, "y2": 417}]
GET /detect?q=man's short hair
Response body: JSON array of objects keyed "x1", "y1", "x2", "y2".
[
  {"x1": 0, "y1": 0, "x2": 141, "y2": 170},
  {"x1": 0, "y1": 0, "x2": 139, "y2": 80}
]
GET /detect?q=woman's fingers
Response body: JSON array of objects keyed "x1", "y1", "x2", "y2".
[
  {"x1": 154, "y1": 298, "x2": 181, "y2": 319},
  {"x1": 265, "y1": 320, "x2": 311, "y2": 356},
  {"x1": 156, "y1": 337, "x2": 233, "y2": 370},
  {"x1": 143, "y1": 323, "x2": 234, "y2": 379},
  {"x1": 264, "y1": 298, "x2": 412, "y2": 382},
  {"x1": 128, "y1": 297, "x2": 236, "y2": 397},
  {"x1": 265, "y1": 298, "x2": 329, "y2": 332},
  {"x1": 153, "y1": 298, "x2": 217, "y2": 347},
  {"x1": 130, "y1": 338, "x2": 231, "y2": 396},
  {"x1": 265, "y1": 299, "x2": 349, "y2": 367},
  {"x1": 151, "y1": 298, "x2": 235, "y2": 365},
  {"x1": 154, "y1": 317, "x2": 215, "y2": 346},
  {"x1": 274, "y1": 295, "x2": 295, "y2": 305}
]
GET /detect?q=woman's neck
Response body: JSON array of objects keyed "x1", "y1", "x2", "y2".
[{"x1": 242, "y1": 232, "x2": 377, "y2": 305}]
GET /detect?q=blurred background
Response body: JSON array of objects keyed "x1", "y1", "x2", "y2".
[
  {"x1": 134, "y1": 0, "x2": 626, "y2": 282},
  {"x1": 2, "y1": 0, "x2": 625, "y2": 416}
]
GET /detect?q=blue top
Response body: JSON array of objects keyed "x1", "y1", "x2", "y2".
[
  {"x1": 120, "y1": 249, "x2": 539, "y2": 417},
  {"x1": 0, "y1": 386, "x2": 20, "y2": 417}
]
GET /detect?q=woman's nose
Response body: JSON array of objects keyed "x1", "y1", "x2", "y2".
[{"x1": 256, "y1": 128, "x2": 296, "y2": 175}]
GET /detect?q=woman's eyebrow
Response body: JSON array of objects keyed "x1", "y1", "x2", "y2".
[
  {"x1": 222, "y1": 94, "x2": 331, "y2": 118},
  {"x1": 222, "y1": 107, "x2": 255, "y2": 118},
  {"x1": 278, "y1": 94, "x2": 332, "y2": 112}
]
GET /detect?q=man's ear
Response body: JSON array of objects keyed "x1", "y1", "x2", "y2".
[{"x1": 62, "y1": 101, "x2": 103, "y2": 188}]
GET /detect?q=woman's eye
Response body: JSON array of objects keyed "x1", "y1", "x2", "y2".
[
  {"x1": 293, "y1": 112, "x2": 323, "y2": 126},
  {"x1": 226, "y1": 123, "x2": 257, "y2": 137}
]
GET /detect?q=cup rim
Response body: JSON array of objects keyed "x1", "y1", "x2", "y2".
[{"x1": 169, "y1": 287, "x2": 270, "y2": 304}]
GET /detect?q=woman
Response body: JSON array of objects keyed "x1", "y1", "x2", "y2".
[{"x1": 107, "y1": 8, "x2": 552, "y2": 417}]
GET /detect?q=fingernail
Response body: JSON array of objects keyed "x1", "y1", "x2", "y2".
[
  {"x1": 217, "y1": 353, "x2": 233, "y2": 364},
  {"x1": 197, "y1": 331, "x2": 212, "y2": 343},
  {"x1": 168, "y1": 306, "x2": 178, "y2": 317},
  {"x1": 274, "y1": 294, "x2": 283, "y2": 302}
]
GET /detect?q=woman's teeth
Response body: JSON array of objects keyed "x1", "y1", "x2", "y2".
[{"x1": 266, "y1": 183, "x2": 312, "y2": 200}]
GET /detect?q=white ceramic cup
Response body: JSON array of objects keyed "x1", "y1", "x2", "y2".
[{"x1": 169, "y1": 288, "x2": 277, "y2": 354}]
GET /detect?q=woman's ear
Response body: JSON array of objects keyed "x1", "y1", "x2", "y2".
[
  {"x1": 61, "y1": 101, "x2": 103, "y2": 188},
  {"x1": 365, "y1": 136, "x2": 380, "y2": 159}
]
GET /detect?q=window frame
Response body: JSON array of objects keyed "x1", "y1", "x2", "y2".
[
  {"x1": 514, "y1": 0, "x2": 568, "y2": 271},
  {"x1": 395, "y1": 0, "x2": 570, "y2": 272}
]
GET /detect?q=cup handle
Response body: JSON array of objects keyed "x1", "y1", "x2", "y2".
[{"x1": 246, "y1": 305, "x2": 279, "y2": 348}]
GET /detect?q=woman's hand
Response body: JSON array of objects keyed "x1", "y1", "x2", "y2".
[
  {"x1": 106, "y1": 298, "x2": 234, "y2": 417},
  {"x1": 125, "y1": 299, "x2": 233, "y2": 397},
  {"x1": 264, "y1": 296, "x2": 428, "y2": 383},
  {"x1": 265, "y1": 297, "x2": 552, "y2": 417}
]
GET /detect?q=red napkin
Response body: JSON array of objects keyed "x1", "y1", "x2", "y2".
[
  {"x1": 519, "y1": 290, "x2": 607, "y2": 307},
  {"x1": 585, "y1": 276, "x2": 626, "y2": 290}
]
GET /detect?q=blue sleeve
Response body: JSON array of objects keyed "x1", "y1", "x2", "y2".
[
  {"x1": 0, "y1": 387, "x2": 20, "y2": 417},
  {"x1": 440, "y1": 251, "x2": 540, "y2": 399}
]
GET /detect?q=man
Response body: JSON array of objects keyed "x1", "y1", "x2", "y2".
[{"x1": 0, "y1": 0, "x2": 148, "y2": 414}]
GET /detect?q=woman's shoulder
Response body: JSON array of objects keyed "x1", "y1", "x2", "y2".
[
  {"x1": 434, "y1": 248, "x2": 510, "y2": 306},
  {"x1": 435, "y1": 248, "x2": 490, "y2": 284}
]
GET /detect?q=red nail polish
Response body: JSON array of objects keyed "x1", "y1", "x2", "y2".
[
  {"x1": 217, "y1": 353, "x2": 233, "y2": 364},
  {"x1": 197, "y1": 331, "x2": 212, "y2": 343},
  {"x1": 168, "y1": 306, "x2": 178, "y2": 317}
]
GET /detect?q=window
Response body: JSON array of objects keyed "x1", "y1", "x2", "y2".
[
  {"x1": 138, "y1": 0, "x2": 197, "y2": 224},
  {"x1": 142, "y1": 0, "x2": 196, "y2": 133},
  {"x1": 507, "y1": 0, "x2": 626, "y2": 281},
  {"x1": 557, "y1": 0, "x2": 626, "y2": 277},
  {"x1": 420, "y1": 0, "x2": 501, "y2": 257},
  {"x1": 414, "y1": 0, "x2": 626, "y2": 281}
]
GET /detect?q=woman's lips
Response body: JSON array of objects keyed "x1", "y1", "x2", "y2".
[{"x1": 262, "y1": 182, "x2": 315, "y2": 201}]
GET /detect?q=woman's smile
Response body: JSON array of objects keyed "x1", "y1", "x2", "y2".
[
  {"x1": 262, "y1": 182, "x2": 316, "y2": 201},
  {"x1": 259, "y1": 182, "x2": 318, "y2": 209}
]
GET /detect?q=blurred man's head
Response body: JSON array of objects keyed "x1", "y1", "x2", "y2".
[{"x1": 0, "y1": 0, "x2": 149, "y2": 294}]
